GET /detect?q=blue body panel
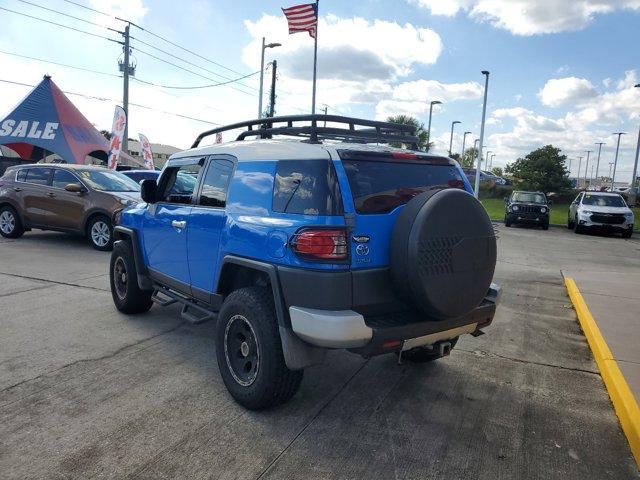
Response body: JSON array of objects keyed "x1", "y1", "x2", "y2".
[{"x1": 118, "y1": 153, "x2": 474, "y2": 295}]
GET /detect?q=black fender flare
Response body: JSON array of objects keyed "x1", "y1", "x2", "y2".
[{"x1": 112, "y1": 226, "x2": 152, "y2": 290}]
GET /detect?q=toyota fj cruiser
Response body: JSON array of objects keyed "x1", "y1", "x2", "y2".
[{"x1": 109, "y1": 115, "x2": 501, "y2": 410}]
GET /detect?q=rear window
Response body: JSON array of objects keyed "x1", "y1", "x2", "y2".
[
  {"x1": 342, "y1": 158, "x2": 465, "y2": 214},
  {"x1": 272, "y1": 159, "x2": 343, "y2": 215}
]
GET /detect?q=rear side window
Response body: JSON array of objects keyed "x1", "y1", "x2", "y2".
[
  {"x1": 25, "y1": 168, "x2": 52, "y2": 186},
  {"x1": 198, "y1": 159, "x2": 234, "y2": 207},
  {"x1": 342, "y1": 158, "x2": 465, "y2": 214},
  {"x1": 272, "y1": 159, "x2": 343, "y2": 215}
]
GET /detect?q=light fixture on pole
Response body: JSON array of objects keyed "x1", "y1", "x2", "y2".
[
  {"x1": 611, "y1": 132, "x2": 626, "y2": 189},
  {"x1": 632, "y1": 84, "x2": 640, "y2": 192},
  {"x1": 258, "y1": 38, "x2": 281, "y2": 119},
  {"x1": 426, "y1": 100, "x2": 442, "y2": 152},
  {"x1": 448, "y1": 121, "x2": 461, "y2": 156},
  {"x1": 460, "y1": 131, "x2": 472, "y2": 165},
  {"x1": 594, "y1": 142, "x2": 605, "y2": 185},
  {"x1": 583, "y1": 150, "x2": 592, "y2": 187},
  {"x1": 475, "y1": 70, "x2": 490, "y2": 198}
]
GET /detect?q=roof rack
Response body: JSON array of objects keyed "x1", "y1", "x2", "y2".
[{"x1": 191, "y1": 114, "x2": 420, "y2": 150}]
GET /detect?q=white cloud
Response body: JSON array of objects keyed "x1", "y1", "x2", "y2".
[
  {"x1": 409, "y1": 0, "x2": 640, "y2": 35},
  {"x1": 539, "y1": 77, "x2": 598, "y2": 107},
  {"x1": 391, "y1": 79, "x2": 482, "y2": 102}
]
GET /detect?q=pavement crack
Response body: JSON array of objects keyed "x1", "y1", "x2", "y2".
[
  {"x1": 254, "y1": 359, "x2": 371, "y2": 480},
  {"x1": 0, "y1": 271, "x2": 108, "y2": 292},
  {"x1": 455, "y1": 348, "x2": 599, "y2": 375},
  {"x1": 0, "y1": 321, "x2": 186, "y2": 396}
]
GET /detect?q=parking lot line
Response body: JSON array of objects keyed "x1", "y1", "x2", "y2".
[{"x1": 564, "y1": 277, "x2": 640, "y2": 468}]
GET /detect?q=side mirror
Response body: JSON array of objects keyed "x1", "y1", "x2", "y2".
[
  {"x1": 64, "y1": 183, "x2": 84, "y2": 193},
  {"x1": 140, "y1": 179, "x2": 157, "y2": 204}
]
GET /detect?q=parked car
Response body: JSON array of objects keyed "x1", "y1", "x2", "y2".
[
  {"x1": 462, "y1": 167, "x2": 496, "y2": 187},
  {"x1": 504, "y1": 190, "x2": 550, "y2": 229},
  {"x1": 568, "y1": 191, "x2": 634, "y2": 238},
  {"x1": 109, "y1": 115, "x2": 501, "y2": 410},
  {"x1": 482, "y1": 170, "x2": 507, "y2": 185},
  {"x1": 120, "y1": 169, "x2": 160, "y2": 184},
  {"x1": 0, "y1": 164, "x2": 141, "y2": 250}
]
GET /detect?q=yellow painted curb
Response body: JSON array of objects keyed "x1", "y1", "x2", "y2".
[{"x1": 564, "y1": 277, "x2": 640, "y2": 469}]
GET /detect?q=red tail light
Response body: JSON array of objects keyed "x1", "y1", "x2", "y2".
[{"x1": 291, "y1": 228, "x2": 348, "y2": 261}]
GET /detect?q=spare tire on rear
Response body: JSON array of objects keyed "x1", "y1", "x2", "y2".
[{"x1": 390, "y1": 189, "x2": 496, "y2": 320}]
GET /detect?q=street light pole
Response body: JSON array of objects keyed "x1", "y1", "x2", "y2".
[
  {"x1": 595, "y1": 142, "x2": 605, "y2": 187},
  {"x1": 475, "y1": 71, "x2": 490, "y2": 198},
  {"x1": 460, "y1": 131, "x2": 471, "y2": 165},
  {"x1": 632, "y1": 84, "x2": 640, "y2": 191},
  {"x1": 608, "y1": 162, "x2": 614, "y2": 185},
  {"x1": 567, "y1": 158, "x2": 572, "y2": 176},
  {"x1": 449, "y1": 121, "x2": 461, "y2": 156},
  {"x1": 485, "y1": 150, "x2": 492, "y2": 170},
  {"x1": 258, "y1": 38, "x2": 281, "y2": 119},
  {"x1": 611, "y1": 132, "x2": 625, "y2": 189},
  {"x1": 583, "y1": 150, "x2": 592, "y2": 188},
  {"x1": 577, "y1": 156, "x2": 583, "y2": 188},
  {"x1": 426, "y1": 100, "x2": 442, "y2": 152},
  {"x1": 490, "y1": 154, "x2": 495, "y2": 169}
]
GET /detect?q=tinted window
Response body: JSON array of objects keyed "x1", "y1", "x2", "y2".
[
  {"x1": 342, "y1": 159, "x2": 464, "y2": 214},
  {"x1": 25, "y1": 168, "x2": 51, "y2": 186},
  {"x1": 199, "y1": 159, "x2": 234, "y2": 207},
  {"x1": 161, "y1": 164, "x2": 201, "y2": 204},
  {"x1": 52, "y1": 169, "x2": 79, "y2": 189},
  {"x1": 582, "y1": 194, "x2": 626, "y2": 207},
  {"x1": 16, "y1": 169, "x2": 27, "y2": 182},
  {"x1": 272, "y1": 159, "x2": 343, "y2": 215}
]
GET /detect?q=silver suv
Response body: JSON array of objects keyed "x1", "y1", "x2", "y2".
[{"x1": 568, "y1": 191, "x2": 634, "y2": 238}]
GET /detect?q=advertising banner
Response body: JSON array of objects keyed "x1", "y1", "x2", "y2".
[
  {"x1": 138, "y1": 133, "x2": 154, "y2": 170},
  {"x1": 107, "y1": 106, "x2": 126, "y2": 170}
]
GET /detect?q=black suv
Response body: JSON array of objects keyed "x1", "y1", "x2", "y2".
[{"x1": 504, "y1": 190, "x2": 549, "y2": 229}]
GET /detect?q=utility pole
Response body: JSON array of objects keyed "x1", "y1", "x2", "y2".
[
  {"x1": 460, "y1": 131, "x2": 471, "y2": 166},
  {"x1": 122, "y1": 24, "x2": 131, "y2": 153},
  {"x1": 258, "y1": 38, "x2": 281, "y2": 119},
  {"x1": 595, "y1": 142, "x2": 605, "y2": 187},
  {"x1": 268, "y1": 60, "x2": 277, "y2": 118},
  {"x1": 448, "y1": 121, "x2": 460, "y2": 157}
]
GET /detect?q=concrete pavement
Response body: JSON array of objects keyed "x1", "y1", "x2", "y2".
[{"x1": 0, "y1": 227, "x2": 638, "y2": 479}]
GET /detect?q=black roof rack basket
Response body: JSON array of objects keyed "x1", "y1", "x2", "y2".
[{"x1": 191, "y1": 114, "x2": 420, "y2": 150}]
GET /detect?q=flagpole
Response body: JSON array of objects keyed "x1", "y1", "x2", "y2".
[{"x1": 311, "y1": 0, "x2": 318, "y2": 115}]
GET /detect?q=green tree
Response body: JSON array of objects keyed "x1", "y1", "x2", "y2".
[
  {"x1": 386, "y1": 115, "x2": 430, "y2": 151},
  {"x1": 459, "y1": 147, "x2": 477, "y2": 168},
  {"x1": 491, "y1": 166, "x2": 503, "y2": 176},
  {"x1": 504, "y1": 145, "x2": 571, "y2": 193}
]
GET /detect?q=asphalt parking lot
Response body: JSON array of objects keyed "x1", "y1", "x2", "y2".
[{"x1": 1, "y1": 227, "x2": 639, "y2": 479}]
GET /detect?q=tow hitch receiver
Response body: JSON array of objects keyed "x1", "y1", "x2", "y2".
[{"x1": 438, "y1": 341, "x2": 452, "y2": 357}]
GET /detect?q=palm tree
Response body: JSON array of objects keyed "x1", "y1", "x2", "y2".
[{"x1": 386, "y1": 115, "x2": 430, "y2": 151}]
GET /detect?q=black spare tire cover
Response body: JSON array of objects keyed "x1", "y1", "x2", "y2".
[{"x1": 390, "y1": 189, "x2": 496, "y2": 320}]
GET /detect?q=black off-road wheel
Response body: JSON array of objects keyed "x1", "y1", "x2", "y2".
[
  {"x1": 88, "y1": 214, "x2": 113, "y2": 251},
  {"x1": 504, "y1": 215, "x2": 511, "y2": 227},
  {"x1": 542, "y1": 221, "x2": 549, "y2": 230},
  {"x1": 215, "y1": 286, "x2": 303, "y2": 410},
  {"x1": 399, "y1": 337, "x2": 459, "y2": 363},
  {"x1": 0, "y1": 205, "x2": 25, "y2": 239},
  {"x1": 110, "y1": 240, "x2": 153, "y2": 314}
]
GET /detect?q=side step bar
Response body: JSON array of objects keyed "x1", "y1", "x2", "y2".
[{"x1": 152, "y1": 285, "x2": 217, "y2": 325}]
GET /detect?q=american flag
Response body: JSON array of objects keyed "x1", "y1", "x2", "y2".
[{"x1": 282, "y1": 3, "x2": 318, "y2": 38}]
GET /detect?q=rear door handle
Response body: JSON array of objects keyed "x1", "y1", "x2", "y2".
[
  {"x1": 171, "y1": 220, "x2": 187, "y2": 229},
  {"x1": 13, "y1": 187, "x2": 22, "y2": 192}
]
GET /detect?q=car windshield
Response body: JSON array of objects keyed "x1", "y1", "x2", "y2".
[
  {"x1": 342, "y1": 158, "x2": 465, "y2": 214},
  {"x1": 582, "y1": 194, "x2": 626, "y2": 207},
  {"x1": 76, "y1": 169, "x2": 141, "y2": 192},
  {"x1": 512, "y1": 192, "x2": 546, "y2": 204}
]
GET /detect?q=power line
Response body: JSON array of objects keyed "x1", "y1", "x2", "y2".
[
  {"x1": 58, "y1": 0, "x2": 112, "y2": 18},
  {"x1": 131, "y1": 36, "x2": 260, "y2": 94},
  {"x1": 15, "y1": 0, "x2": 107, "y2": 29},
  {"x1": 0, "y1": 50, "x2": 121, "y2": 78},
  {"x1": 0, "y1": 78, "x2": 220, "y2": 125},
  {"x1": 0, "y1": 6, "x2": 119, "y2": 43},
  {"x1": 132, "y1": 69, "x2": 261, "y2": 89}
]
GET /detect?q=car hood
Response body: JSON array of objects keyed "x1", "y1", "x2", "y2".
[
  {"x1": 108, "y1": 191, "x2": 142, "y2": 203},
  {"x1": 511, "y1": 202, "x2": 548, "y2": 208},
  {"x1": 579, "y1": 205, "x2": 632, "y2": 214}
]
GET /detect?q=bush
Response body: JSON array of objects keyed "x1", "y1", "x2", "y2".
[{"x1": 478, "y1": 183, "x2": 515, "y2": 199}]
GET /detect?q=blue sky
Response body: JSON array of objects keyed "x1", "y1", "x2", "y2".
[{"x1": 1, "y1": 0, "x2": 639, "y2": 181}]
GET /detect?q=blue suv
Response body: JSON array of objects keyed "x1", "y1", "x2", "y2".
[{"x1": 109, "y1": 115, "x2": 501, "y2": 410}]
